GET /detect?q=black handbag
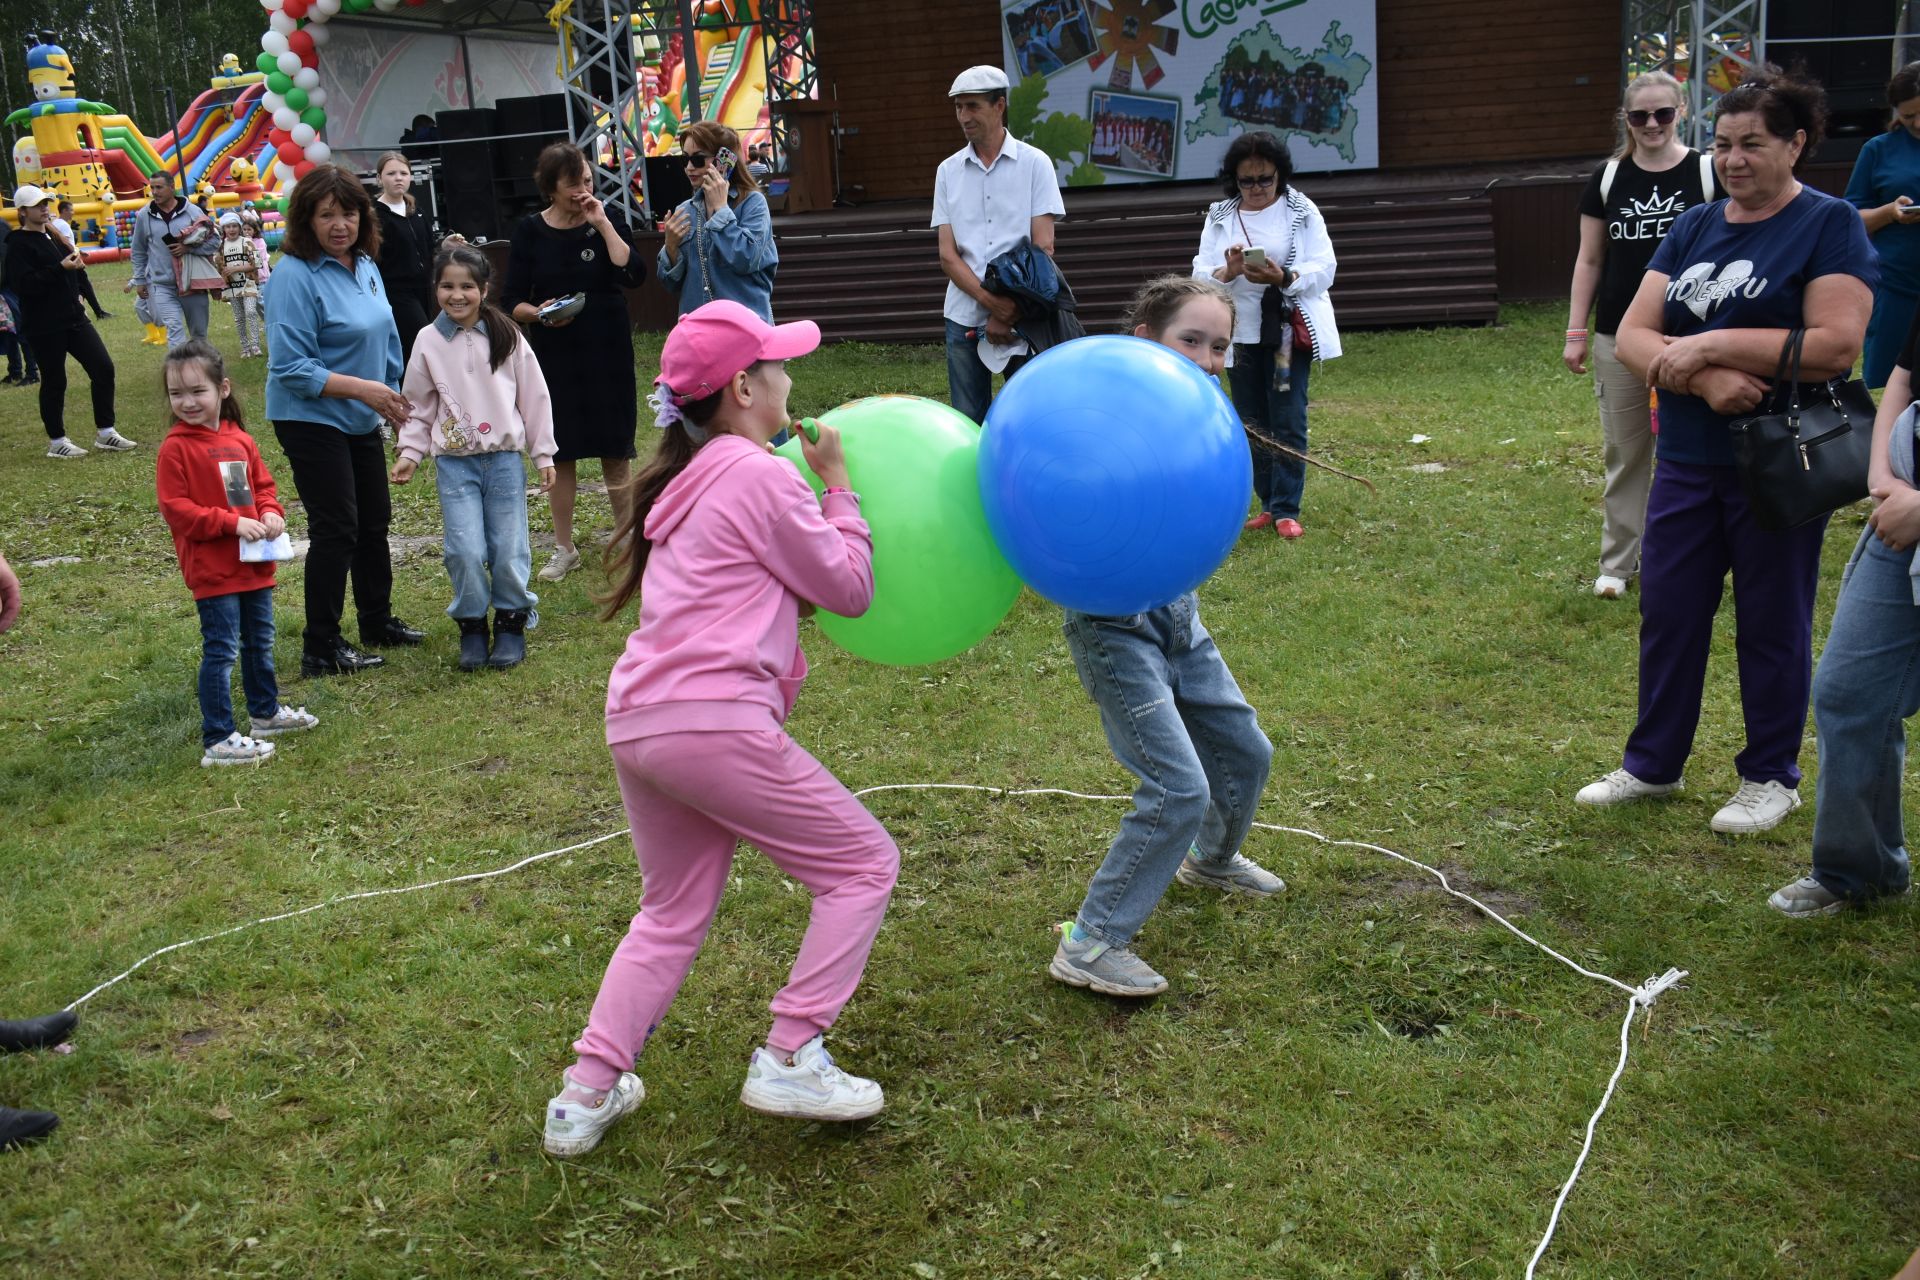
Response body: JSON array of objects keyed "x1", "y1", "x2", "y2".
[{"x1": 1726, "y1": 327, "x2": 1875, "y2": 531}]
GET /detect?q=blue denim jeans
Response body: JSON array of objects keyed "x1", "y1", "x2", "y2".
[
  {"x1": 1808, "y1": 531, "x2": 1920, "y2": 899},
  {"x1": 196, "y1": 587, "x2": 280, "y2": 747},
  {"x1": 1063, "y1": 593, "x2": 1273, "y2": 947},
  {"x1": 945, "y1": 318, "x2": 1030, "y2": 425},
  {"x1": 435, "y1": 452, "x2": 537, "y2": 619},
  {"x1": 1229, "y1": 342, "x2": 1312, "y2": 520}
]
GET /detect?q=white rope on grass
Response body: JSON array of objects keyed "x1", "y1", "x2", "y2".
[{"x1": 60, "y1": 781, "x2": 1685, "y2": 1276}]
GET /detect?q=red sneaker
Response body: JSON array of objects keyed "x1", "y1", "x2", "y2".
[
  {"x1": 1274, "y1": 518, "x2": 1305, "y2": 539},
  {"x1": 1243, "y1": 512, "x2": 1275, "y2": 531}
]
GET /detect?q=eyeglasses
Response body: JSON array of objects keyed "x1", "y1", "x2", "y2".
[
  {"x1": 1237, "y1": 174, "x2": 1277, "y2": 189},
  {"x1": 683, "y1": 153, "x2": 711, "y2": 167},
  {"x1": 1625, "y1": 106, "x2": 1678, "y2": 127}
]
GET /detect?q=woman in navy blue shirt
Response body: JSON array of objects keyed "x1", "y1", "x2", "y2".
[
  {"x1": 265, "y1": 165, "x2": 421, "y2": 677},
  {"x1": 1574, "y1": 68, "x2": 1877, "y2": 837},
  {"x1": 1843, "y1": 61, "x2": 1920, "y2": 388}
]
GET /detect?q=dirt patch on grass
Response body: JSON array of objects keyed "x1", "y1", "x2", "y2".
[
  {"x1": 1378, "y1": 869, "x2": 1539, "y2": 928},
  {"x1": 173, "y1": 1027, "x2": 220, "y2": 1057}
]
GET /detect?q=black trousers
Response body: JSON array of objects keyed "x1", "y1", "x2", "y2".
[
  {"x1": 24, "y1": 321, "x2": 115, "y2": 441},
  {"x1": 272, "y1": 421, "x2": 395, "y2": 650},
  {"x1": 391, "y1": 292, "x2": 430, "y2": 367},
  {"x1": 76, "y1": 270, "x2": 106, "y2": 316}
]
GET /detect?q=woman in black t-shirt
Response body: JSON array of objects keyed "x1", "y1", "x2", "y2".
[
  {"x1": 371, "y1": 151, "x2": 434, "y2": 365},
  {"x1": 1564, "y1": 71, "x2": 1722, "y2": 600}
]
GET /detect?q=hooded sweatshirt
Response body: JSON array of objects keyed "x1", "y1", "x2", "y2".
[
  {"x1": 396, "y1": 313, "x2": 557, "y2": 467},
  {"x1": 156, "y1": 418, "x2": 284, "y2": 600},
  {"x1": 605, "y1": 433, "x2": 873, "y2": 744}
]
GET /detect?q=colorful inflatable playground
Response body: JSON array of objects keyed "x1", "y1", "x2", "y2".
[{"x1": 628, "y1": 0, "x2": 805, "y2": 157}]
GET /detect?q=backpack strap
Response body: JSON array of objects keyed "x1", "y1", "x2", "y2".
[
  {"x1": 1600, "y1": 158, "x2": 1621, "y2": 203},
  {"x1": 1698, "y1": 152, "x2": 1715, "y2": 202}
]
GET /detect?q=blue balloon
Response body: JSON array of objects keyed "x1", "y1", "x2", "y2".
[{"x1": 978, "y1": 335, "x2": 1251, "y2": 615}]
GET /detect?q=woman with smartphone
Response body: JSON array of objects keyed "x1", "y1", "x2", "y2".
[
  {"x1": 1844, "y1": 61, "x2": 1920, "y2": 388},
  {"x1": 656, "y1": 122, "x2": 778, "y2": 322},
  {"x1": 1193, "y1": 130, "x2": 1341, "y2": 540}
]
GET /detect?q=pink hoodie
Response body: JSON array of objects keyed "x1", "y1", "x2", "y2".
[{"x1": 605, "y1": 433, "x2": 874, "y2": 744}]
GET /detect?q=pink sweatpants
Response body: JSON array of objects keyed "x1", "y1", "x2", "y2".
[{"x1": 569, "y1": 728, "x2": 900, "y2": 1090}]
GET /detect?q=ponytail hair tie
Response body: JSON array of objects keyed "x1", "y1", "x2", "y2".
[{"x1": 648, "y1": 384, "x2": 709, "y2": 443}]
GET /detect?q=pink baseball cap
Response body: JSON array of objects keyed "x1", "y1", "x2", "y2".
[{"x1": 656, "y1": 300, "x2": 820, "y2": 405}]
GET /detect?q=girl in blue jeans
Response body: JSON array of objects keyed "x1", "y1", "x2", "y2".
[
  {"x1": 1050, "y1": 275, "x2": 1283, "y2": 998},
  {"x1": 391, "y1": 244, "x2": 557, "y2": 670},
  {"x1": 1770, "y1": 338, "x2": 1920, "y2": 917}
]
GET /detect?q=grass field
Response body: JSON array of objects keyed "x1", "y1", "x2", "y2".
[{"x1": 0, "y1": 264, "x2": 1914, "y2": 1279}]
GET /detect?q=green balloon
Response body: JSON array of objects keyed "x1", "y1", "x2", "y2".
[
  {"x1": 256, "y1": 52, "x2": 279, "y2": 74},
  {"x1": 774, "y1": 396, "x2": 1020, "y2": 666},
  {"x1": 266, "y1": 71, "x2": 294, "y2": 94},
  {"x1": 284, "y1": 87, "x2": 310, "y2": 112},
  {"x1": 300, "y1": 106, "x2": 327, "y2": 129}
]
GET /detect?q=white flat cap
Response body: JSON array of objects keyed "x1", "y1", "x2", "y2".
[{"x1": 949, "y1": 65, "x2": 1010, "y2": 96}]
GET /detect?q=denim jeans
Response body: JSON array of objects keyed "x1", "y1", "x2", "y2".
[
  {"x1": 435, "y1": 452, "x2": 537, "y2": 619},
  {"x1": 1808, "y1": 532, "x2": 1920, "y2": 899},
  {"x1": 944, "y1": 318, "x2": 1029, "y2": 425},
  {"x1": 1063, "y1": 593, "x2": 1273, "y2": 947},
  {"x1": 146, "y1": 280, "x2": 209, "y2": 349},
  {"x1": 196, "y1": 587, "x2": 280, "y2": 747},
  {"x1": 1229, "y1": 342, "x2": 1312, "y2": 520}
]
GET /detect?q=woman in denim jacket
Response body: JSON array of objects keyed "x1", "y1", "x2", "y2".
[{"x1": 656, "y1": 121, "x2": 778, "y2": 321}]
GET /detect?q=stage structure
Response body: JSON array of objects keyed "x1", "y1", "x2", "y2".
[
  {"x1": 1623, "y1": 0, "x2": 1765, "y2": 147},
  {"x1": 759, "y1": 0, "x2": 819, "y2": 168},
  {"x1": 555, "y1": 0, "x2": 649, "y2": 230}
]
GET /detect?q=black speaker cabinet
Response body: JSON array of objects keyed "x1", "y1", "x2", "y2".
[{"x1": 437, "y1": 108, "x2": 501, "y2": 241}]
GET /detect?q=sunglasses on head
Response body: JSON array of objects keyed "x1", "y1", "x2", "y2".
[
  {"x1": 1626, "y1": 106, "x2": 1678, "y2": 127},
  {"x1": 683, "y1": 153, "x2": 711, "y2": 167},
  {"x1": 1237, "y1": 173, "x2": 1277, "y2": 189}
]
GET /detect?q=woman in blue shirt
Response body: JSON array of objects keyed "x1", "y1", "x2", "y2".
[
  {"x1": 1843, "y1": 61, "x2": 1920, "y2": 388},
  {"x1": 656, "y1": 121, "x2": 778, "y2": 322},
  {"x1": 265, "y1": 165, "x2": 419, "y2": 677},
  {"x1": 1575, "y1": 68, "x2": 1877, "y2": 838}
]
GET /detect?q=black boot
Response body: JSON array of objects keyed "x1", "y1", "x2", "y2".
[
  {"x1": 488, "y1": 610, "x2": 528, "y2": 669},
  {"x1": 456, "y1": 617, "x2": 491, "y2": 671},
  {"x1": 301, "y1": 638, "x2": 386, "y2": 677},
  {"x1": 0, "y1": 1106, "x2": 59, "y2": 1150},
  {"x1": 0, "y1": 1011, "x2": 75, "y2": 1053},
  {"x1": 361, "y1": 616, "x2": 425, "y2": 647}
]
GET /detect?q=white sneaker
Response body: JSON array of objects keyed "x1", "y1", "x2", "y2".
[
  {"x1": 537, "y1": 545, "x2": 581, "y2": 582},
  {"x1": 45, "y1": 437, "x2": 87, "y2": 459},
  {"x1": 200, "y1": 731, "x2": 275, "y2": 767},
  {"x1": 1710, "y1": 780, "x2": 1801, "y2": 834},
  {"x1": 740, "y1": 1036, "x2": 883, "y2": 1121},
  {"x1": 1575, "y1": 768, "x2": 1681, "y2": 806},
  {"x1": 1593, "y1": 574, "x2": 1628, "y2": 599},
  {"x1": 250, "y1": 705, "x2": 319, "y2": 738},
  {"x1": 542, "y1": 1071, "x2": 644, "y2": 1157},
  {"x1": 94, "y1": 428, "x2": 138, "y2": 451}
]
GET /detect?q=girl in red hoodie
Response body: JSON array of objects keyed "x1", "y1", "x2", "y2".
[
  {"x1": 542, "y1": 301, "x2": 898, "y2": 1158},
  {"x1": 156, "y1": 340, "x2": 317, "y2": 767}
]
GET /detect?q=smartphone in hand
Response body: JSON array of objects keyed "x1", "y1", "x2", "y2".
[
  {"x1": 1242, "y1": 245, "x2": 1267, "y2": 268},
  {"x1": 714, "y1": 147, "x2": 737, "y2": 183}
]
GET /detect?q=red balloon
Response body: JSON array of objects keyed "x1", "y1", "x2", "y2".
[
  {"x1": 282, "y1": 0, "x2": 308, "y2": 16},
  {"x1": 288, "y1": 30, "x2": 314, "y2": 56},
  {"x1": 278, "y1": 140, "x2": 304, "y2": 163},
  {"x1": 294, "y1": 160, "x2": 316, "y2": 177},
  {"x1": 268, "y1": 128, "x2": 290, "y2": 147}
]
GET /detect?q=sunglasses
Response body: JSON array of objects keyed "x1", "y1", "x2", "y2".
[
  {"x1": 683, "y1": 153, "x2": 711, "y2": 167},
  {"x1": 1237, "y1": 174, "x2": 1277, "y2": 189},
  {"x1": 1626, "y1": 106, "x2": 1678, "y2": 127}
]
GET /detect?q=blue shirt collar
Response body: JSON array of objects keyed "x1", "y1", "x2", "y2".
[{"x1": 432, "y1": 311, "x2": 487, "y2": 341}]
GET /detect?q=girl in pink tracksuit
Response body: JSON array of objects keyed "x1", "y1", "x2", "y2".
[{"x1": 542, "y1": 299, "x2": 900, "y2": 1157}]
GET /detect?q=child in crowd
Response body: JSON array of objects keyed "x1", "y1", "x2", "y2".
[
  {"x1": 217, "y1": 214, "x2": 263, "y2": 358},
  {"x1": 242, "y1": 209, "x2": 271, "y2": 305},
  {"x1": 391, "y1": 243, "x2": 556, "y2": 670},
  {"x1": 155, "y1": 340, "x2": 317, "y2": 766},
  {"x1": 542, "y1": 299, "x2": 897, "y2": 1158},
  {"x1": 1050, "y1": 275, "x2": 1283, "y2": 998}
]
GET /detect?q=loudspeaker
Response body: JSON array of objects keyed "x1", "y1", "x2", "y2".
[
  {"x1": 437, "y1": 108, "x2": 501, "y2": 241},
  {"x1": 644, "y1": 155, "x2": 693, "y2": 215},
  {"x1": 1766, "y1": 0, "x2": 1900, "y2": 148},
  {"x1": 493, "y1": 94, "x2": 570, "y2": 180}
]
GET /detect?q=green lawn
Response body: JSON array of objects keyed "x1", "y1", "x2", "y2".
[{"x1": 0, "y1": 265, "x2": 1914, "y2": 1279}]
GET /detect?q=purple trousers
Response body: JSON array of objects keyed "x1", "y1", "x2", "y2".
[{"x1": 1621, "y1": 460, "x2": 1828, "y2": 788}]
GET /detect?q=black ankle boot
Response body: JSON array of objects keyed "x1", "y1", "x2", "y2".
[
  {"x1": 0, "y1": 1106, "x2": 59, "y2": 1150},
  {"x1": 456, "y1": 617, "x2": 491, "y2": 671},
  {"x1": 301, "y1": 638, "x2": 386, "y2": 677},
  {"x1": 361, "y1": 616, "x2": 425, "y2": 647},
  {"x1": 0, "y1": 1011, "x2": 75, "y2": 1054},
  {"x1": 488, "y1": 610, "x2": 528, "y2": 668}
]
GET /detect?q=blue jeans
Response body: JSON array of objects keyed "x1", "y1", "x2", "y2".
[
  {"x1": 436, "y1": 452, "x2": 537, "y2": 619},
  {"x1": 1808, "y1": 532, "x2": 1920, "y2": 899},
  {"x1": 1229, "y1": 342, "x2": 1312, "y2": 520},
  {"x1": 945, "y1": 318, "x2": 1029, "y2": 425},
  {"x1": 196, "y1": 587, "x2": 280, "y2": 747},
  {"x1": 1063, "y1": 593, "x2": 1273, "y2": 947}
]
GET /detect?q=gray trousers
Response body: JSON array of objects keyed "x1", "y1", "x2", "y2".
[{"x1": 1592, "y1": 332, "x2": 1655, "y2": 580}]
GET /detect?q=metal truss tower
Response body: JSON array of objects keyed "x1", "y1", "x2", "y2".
[
  {"x1": 559, "y1": 0, "x2": 651, "y2": 229},
  {"x1": 1623, "y1": 0, "x2": 1766, "y2": 147},
  {"x1": 760, "y1": 0, "x2": 819, "y2": 169}
]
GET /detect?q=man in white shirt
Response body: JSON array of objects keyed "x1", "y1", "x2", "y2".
[{"x1": 931, "y1": 64, "x2": 1065, "y2": 424}]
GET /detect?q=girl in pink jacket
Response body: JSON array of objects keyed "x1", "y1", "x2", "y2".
[{"x1": 543, "y1": 300, "x2": 899, "y2": 1157}]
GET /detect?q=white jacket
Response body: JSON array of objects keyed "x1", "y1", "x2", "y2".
[{"x1": 1192, "y1": 188, "x2": 1341, "y2": 361}]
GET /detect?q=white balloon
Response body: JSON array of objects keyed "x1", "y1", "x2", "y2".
[
  {"x1": 308, "y1": 24, "x2": 330, "y2": 45},
  {"x1": 313, "y1": 0, "x2": 341, "y2": 12},
  {"x1": 268, "y1": 12, "x2": 296, "y2": 33},
  {"x1": 272, "y1": 106, "x2": 298, "y2": 131},
  {"x1": 291, "y1": 123, "x2": 316, "y2": 146},
  {"x1": 293, "y1": 66, "x2": 320, "y2": 90},
  {"x1": 306, "y1": 87, "x2": 328, "y2": 107},
  {"x1": 276, "y1": 51, "x2": 302, "y2": 75},
  {"x1": 262, "y1": 0, "x2": 285, "y2": 10},
  {"x1": 373, "y1": 0, "x2": 399, "y2": 10},
  {"x1": 263, "y1": 91, "x2": 287, "y2": 113},
  {"x1": 305, "y1": 141, "x2": 331, "y2": 165},
  {"x1": 260, "y1": 30, "x2": 289, "y2": 55}
]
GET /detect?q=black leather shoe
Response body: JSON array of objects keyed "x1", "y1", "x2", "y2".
[
  {"x1": 0, "y1": 1107, "x2": 59, "y2": 1150},
  {"x1": 301, "y1": 639, "x2": 386, "y2": 677},
  {"x1": 0, "y1": 1011, "x2": 75, "y2": 1054},
  {"x1": 361, "y1": 617, "x2": 426, "y2": 647}
]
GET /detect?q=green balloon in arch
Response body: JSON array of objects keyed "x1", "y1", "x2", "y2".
[{"x1": 774, "y1": 396, "x2": 1020, "y2": 666}]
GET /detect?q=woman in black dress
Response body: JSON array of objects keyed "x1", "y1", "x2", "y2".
[
  {"x1": 502, "y1": 142, "x2": 645, "y2": 581},
  {"x1": 372, "y1": 151, "x2": 434, "y2": 364}
]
